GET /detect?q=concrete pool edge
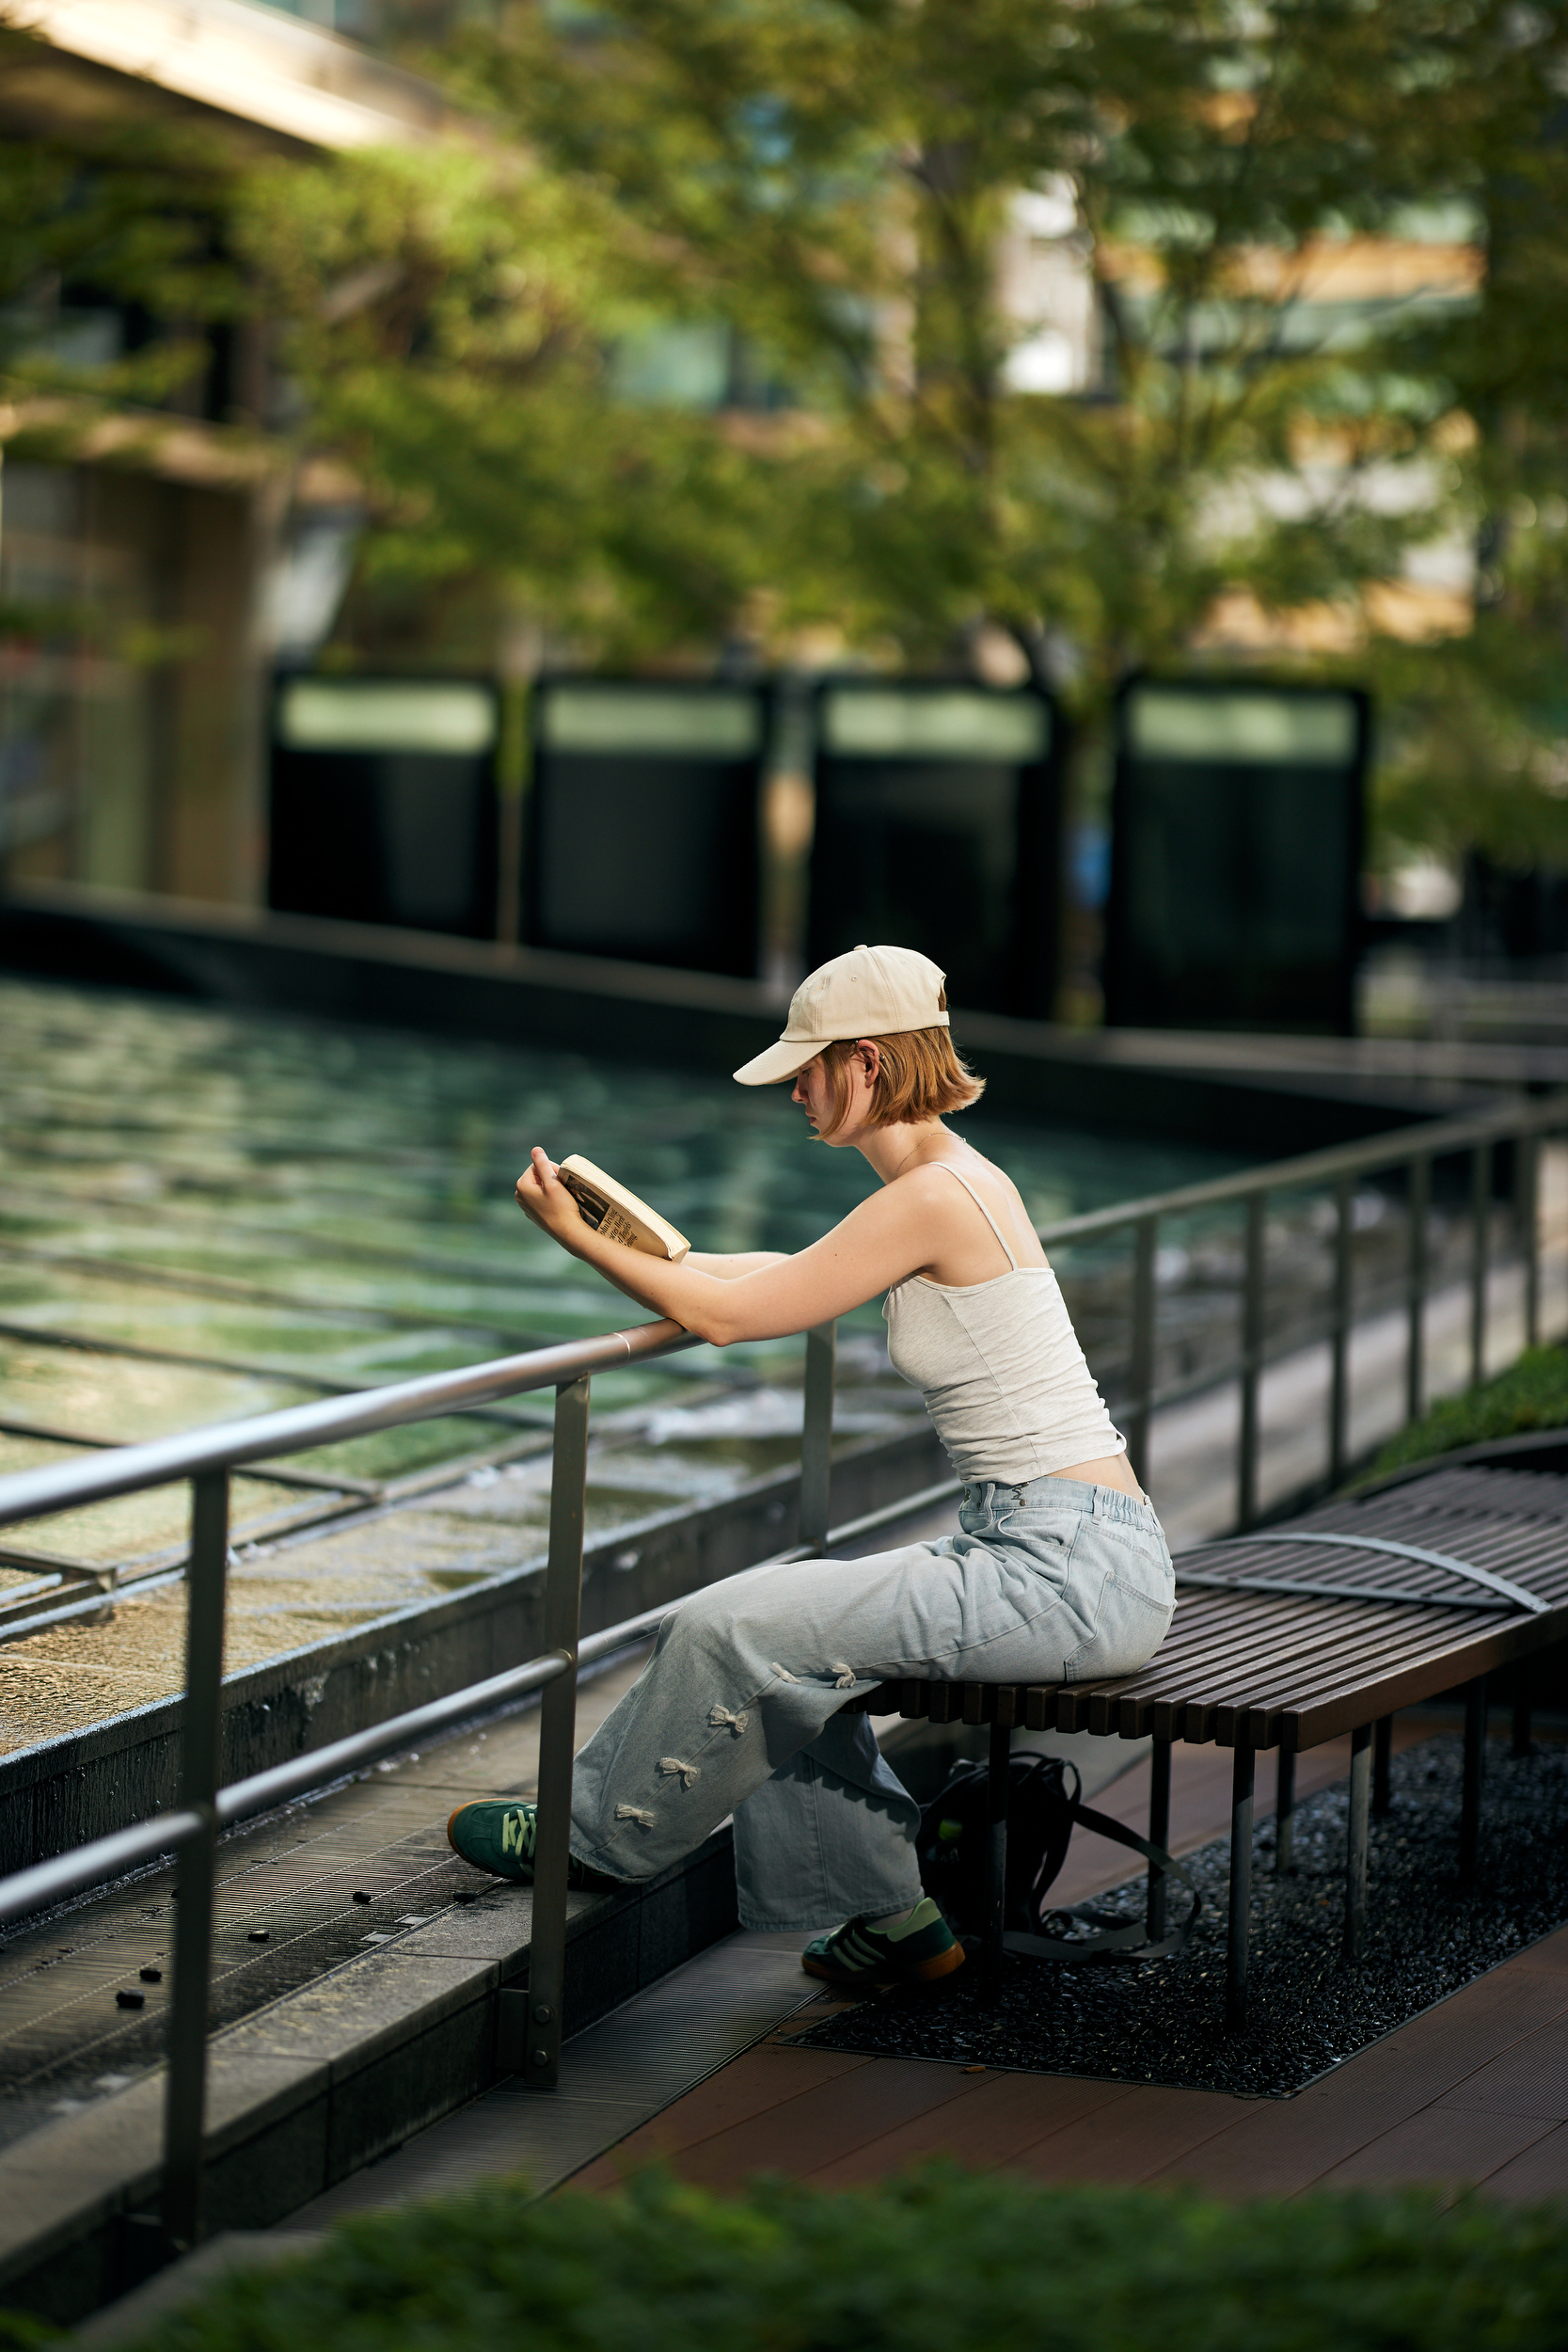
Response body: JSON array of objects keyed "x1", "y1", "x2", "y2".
[
  {"x1": 0, "y1": 882, "x2": 1481, "y2": 1152},
  {"x1": 0, "y1": 1828, "x2": 742, "y2": 2325},
  {"x1": 0, "y1": 1422, "x2": 950, "y2": 1874}
]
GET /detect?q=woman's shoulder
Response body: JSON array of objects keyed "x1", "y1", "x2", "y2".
[
  {"x1": 894, "y1": 1153, "x2": 983, "y2": 1201},
  {"x1": 899, "y1": 1148, "x2": 1050, "y2": 1268},
  {"x1": 892, "y1": 1151, "x2": 1013, "y2": 1228},
  {"x1": 896, "y1": 1145, "x2": 1005, "y2": 1197}
]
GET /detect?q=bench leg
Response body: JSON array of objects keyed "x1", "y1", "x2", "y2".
[
  {"x1": 1371, "y1": 1715, "x2": 1393, "y2": 1817},
  {"x1": 983, "y1": 1715, "x2": 1009, "y2": 2005},
  {"x1": 1513, "y1": 1658, "x2": 1533, "y2": 1759},
  {"x1": 1461, "y1": 1676, "x2": 1487, "y2": 1883},
  {"x1": 1275, "y1": 1747, "x2": 1295, "y2": 1874},
  {"x1": 1147, "y1": 1735, "x2": 1171, "y2": 1941},
  {"x1": 1226, "y1": 1740, "x2": 1255, "y2": 2033},
  {"x1": 1344, "y1": 1723, "x2": 1371, "y2": 1962}
]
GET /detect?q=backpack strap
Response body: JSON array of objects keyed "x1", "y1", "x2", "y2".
[{"x1": 1001, "y1": 1788, "x2": 1202, "y2": 1963}]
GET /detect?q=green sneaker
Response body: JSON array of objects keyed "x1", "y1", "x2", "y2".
[
  {"x1": 447, "y1": 1800, "x2": 614, "y2": 1888},
  {"x1": 801, "y1": 1897, "x2": 965, "y2": 1988}
]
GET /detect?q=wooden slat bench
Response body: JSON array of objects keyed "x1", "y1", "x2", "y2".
[{"x1": 845, "y1": 1455, "x2": 1568, "y2": 2029}]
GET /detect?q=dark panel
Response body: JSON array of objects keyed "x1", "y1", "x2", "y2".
[
  {"x1": 1105, "y1": 680, "x2": 1369, "y2": 1035},
  {"x1": 268, "y1": 746, "x2": 384, "y2": 928},
  {"x1": 524, "y1": 678, "x2": 768, "y2": 979},
  {"x1": 529, "y1": 753, "x2": 759, "y2": 974},
  {"x1": 806, "y1": 681, "x2": 1063, "y2": 1017},
  {"x1": 267, "y1": 676, "x2": 500, "y2": 942}
]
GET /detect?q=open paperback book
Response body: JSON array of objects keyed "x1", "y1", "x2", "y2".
[{"x1": 557, "y1": 1155, "x2": 691, "y2": 1263}]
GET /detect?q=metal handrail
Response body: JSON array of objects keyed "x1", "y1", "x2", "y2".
[
  {"x1": 0, "y1": 1300, "x2": 828, "y2": 2264},
  {"x1": 0, "y1": 1581, "x2": 741, "y2": 1935},
  {"x1": 1036, "y1": 1088, "x2": 1568, "y2": 1508},
  {"x1": 0, "y1": 1810, "x2": 209, "y2": 1932},
  {"x1": 1033, "y1": 1092, "x2": 1555, "y2": 1249},
  {"x1": 0, "y1": 1319, "x2": 700, "y2": 1533},
  {"x1": 0, "y1": 1651, "x2": 581, "y2": 1933},
  {"x1": 0, "y1": 1080, "x2": 1564, "y2": 2267}
]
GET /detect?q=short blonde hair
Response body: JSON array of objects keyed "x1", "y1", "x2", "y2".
[{"x1": 816, "y1": 996, "x2": 985, "y2": 1137}]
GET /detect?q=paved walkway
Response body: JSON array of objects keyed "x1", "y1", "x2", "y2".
[
  {"x1": 16, "y1": 1480, "x2": 1564, "y2": 2240},
  {"x1": 563, "y1": 1918, "x2": 1568, "y2": 2203},
  {"x1": 274, "y1": 1712, "x2": 1568, "y2": 2219},
  {"x1": 292, "y1": 1928, "x2": 813, "y2": 2224},
  {"x1": 565, "y1": 1728, "x2": 1568, "y2": 2208},
  {"x1": 76, "y1": 1712, "x2": 1568, "y2": 2344}
]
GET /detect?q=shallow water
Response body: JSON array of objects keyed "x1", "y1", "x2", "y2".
[{"x1": 0, "y1": 977, "x2": 1242, "y2": 1747}]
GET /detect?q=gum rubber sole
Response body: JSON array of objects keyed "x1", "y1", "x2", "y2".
[{"x1": 801, "y1": 1939, "x2": 966, "y2": 1988}]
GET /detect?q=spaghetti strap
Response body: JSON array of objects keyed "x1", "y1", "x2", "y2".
[{"x1": 929, "y1": 1161, "x2": 1019, "y2": 1270}]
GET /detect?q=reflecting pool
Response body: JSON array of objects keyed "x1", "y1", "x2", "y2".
[{"x1": 0, "y1": 977, "x2": 1243, "y2": 1747}]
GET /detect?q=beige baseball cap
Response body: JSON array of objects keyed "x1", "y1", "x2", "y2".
[{"x1": 734, "y1": 944, "x2": 949, "y2": 1086}]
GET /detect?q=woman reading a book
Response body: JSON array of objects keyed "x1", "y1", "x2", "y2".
[{"x1": 448, "y1": 944, "x2": 1175, "y2": 1987}]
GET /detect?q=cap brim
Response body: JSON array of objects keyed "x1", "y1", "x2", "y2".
[{"x1": 732, "y1": 1037, "x2": 824, "y2": 1086}]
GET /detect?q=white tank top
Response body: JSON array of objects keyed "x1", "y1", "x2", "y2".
[{"x1": 882, "y1": 1161, "x2": 1125, "y2": 1486}]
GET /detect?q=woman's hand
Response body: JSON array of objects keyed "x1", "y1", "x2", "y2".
[{"x1": 515, "y1": 1148, "x2": 586, "y2": 1254}]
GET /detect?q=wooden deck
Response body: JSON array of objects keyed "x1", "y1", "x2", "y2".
[{"x1": 569, "y1": 1725, "x2": 1568, "y2": 2206}]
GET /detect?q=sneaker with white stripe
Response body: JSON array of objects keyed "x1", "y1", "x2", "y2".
[{"x1": 800, "y1": 1897, "x2": 965, "y2": 1987}]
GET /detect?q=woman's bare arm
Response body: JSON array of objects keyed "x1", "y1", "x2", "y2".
[
  {"x1": 515, "y1": 1150, "x2": 944, "y2": 1343},
  {"x1": 684, "y1": 1250, "x2": 789, "y2": 1279}
]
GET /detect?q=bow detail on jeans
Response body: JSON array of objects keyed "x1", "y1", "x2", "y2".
[
  {"x1": 658, "y1": 1756, "x2": 701, "y2": 1788},
  {"x1": 708, "y1": 1704, "x2": 750, "y2": 1737}
]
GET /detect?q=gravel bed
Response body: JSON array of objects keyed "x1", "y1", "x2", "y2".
[{"x1": 796, "y1": 1733, "x2": 1568, "y2": 2098}]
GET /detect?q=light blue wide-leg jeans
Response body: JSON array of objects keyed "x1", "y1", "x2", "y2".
[{"x1": 569, "y1": 1477, "x2": 1175, "y2": 1931}]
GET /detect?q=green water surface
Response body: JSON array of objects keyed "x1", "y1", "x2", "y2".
[{"x1": 0, "y1": 977, "x2": 1241, "y2": 1600}]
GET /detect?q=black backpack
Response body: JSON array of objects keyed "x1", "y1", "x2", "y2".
[{"x1": 917, "y1": 1750, "x2": 1199, "y2": 1961}]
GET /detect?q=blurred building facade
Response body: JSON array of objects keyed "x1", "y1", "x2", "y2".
[
  {"x1": 1, "y1": 3, "x2": 1486, "y2": 1004},
  {"x1": 0, "y1": 0, "x2": 453, "y2": 907}
]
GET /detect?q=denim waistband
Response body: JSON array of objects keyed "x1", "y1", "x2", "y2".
[{"x1": 960, "y1": 1473, "x2": 1157, "y2": 1528}]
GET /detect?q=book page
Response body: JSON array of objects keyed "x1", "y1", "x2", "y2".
[{"x1": 557, "y1": 1155, "x2": 690, "y2": 1262}]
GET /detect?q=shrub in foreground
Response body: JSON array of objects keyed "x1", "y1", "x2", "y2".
[
  {"x1": 1369, "y1": 1342, "x2": 1568, "y2": 1480},
  {"x1": 103, "y1": 2167, "x2": 1568, "y2": 2352}
]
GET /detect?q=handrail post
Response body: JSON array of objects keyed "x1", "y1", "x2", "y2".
[
  {"x1": 1238, "y1": 1194, "x2": 1265, "y2": 1530},
  {"x1": 1406, "y1": 1152, "x2": 1430, "y2": 1423},
  {"x1": 1470, "y1": 1141, "x2": 1491, "y2": 1386},
  {"x1": 523, "y1": 1375, "x2": 591, "y2": 2090},
  {"x1": 1127, "y1": 1215, "x2": 1158, "y2": 1491},
  {"x1": 162, "y1": 1470, "x2": 230, "y2": 2252},
  {"x1": 1329, "y1": 1175, "x2": 1353, "y2": 1488},
  {"x1": 1519, "y1": 1128, "x2": 1541, "y2": 1348},
  {"x1": 800, "y1": 1321, "x2": 837, "y2": 1555}
]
